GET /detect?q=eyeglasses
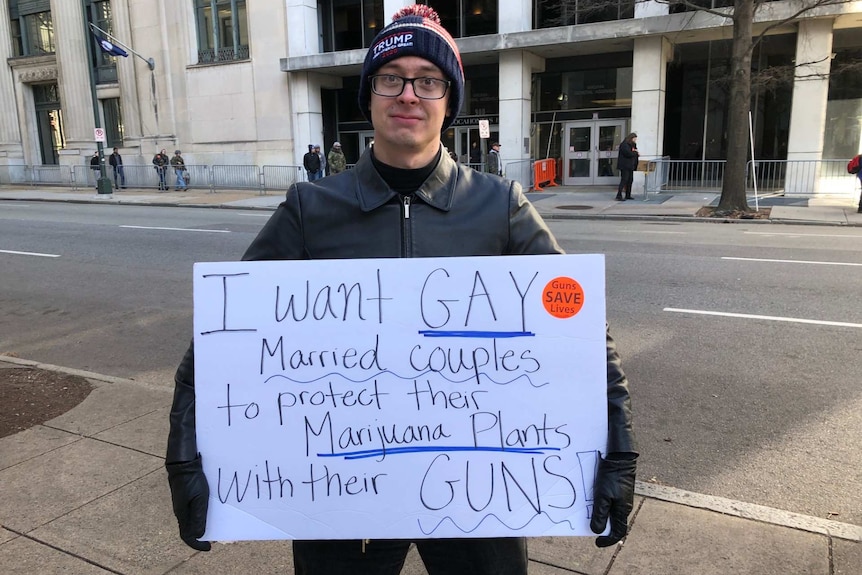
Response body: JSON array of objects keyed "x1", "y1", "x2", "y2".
[{"x1": 369, "y1": 74, "x2": 450, "y2": 100}]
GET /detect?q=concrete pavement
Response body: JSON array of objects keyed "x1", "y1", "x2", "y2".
[
  {"x1": 1, "y1": 183, "x2": 861, "y2": 225},
  {"x1": 1, "y1": 356, "x2": 860, "y2": 574},
  {"x1": 1, "y1": 185, "x2": 861, "y2": 573}
]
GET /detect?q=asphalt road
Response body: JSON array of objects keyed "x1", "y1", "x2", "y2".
[{"x1": 2, "y1": 201, "x2": 860, "y2": 527}]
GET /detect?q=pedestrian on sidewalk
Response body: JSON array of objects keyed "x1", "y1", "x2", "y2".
[
  {"x1": 152, "y1": 149, "x2": 169, "y2": 191},
  {"x1": 89, "y1": 151, "x2": 100, "y2": 190},
  {"x1": 303, "y1": 144, "x2": 321, "y2": 181},
  {"x1": 327, "y1": 142, "x2": 347, "y2": 174},
  {"x1": 616, "y1": 133, "x2": 638, "y2": 201},
  {"x1": 851, "y1": 153, "x2": 862, "y2": 212},
  {"x1": 316, "y1": 144, "x2": 327, "y2": 177},
  {"x1": 486, "y1": 141, "x2": 502, "y2": 176},
  {"x1": 108, "y1": 147, "x2": 126, "y2": 189},
  {"x1": 170, "y1": 150, "x2": 187, "y2": 191},
  {"x1": 166, "y1": 5, "x2": 638, "y2": 572}
]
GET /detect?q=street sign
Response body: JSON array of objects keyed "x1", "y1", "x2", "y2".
[
  {"x1": 478, "y1": 120, "x2": 490, "y2": 139},
  {"x1": 94, "y1": 128, "x2": 106, "y2": 142}
]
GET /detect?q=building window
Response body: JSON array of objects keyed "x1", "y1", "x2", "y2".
[
  {"x1": 103, "y1": 98, "x2": 124, "y2": 148},
  {"x1": 421, "y1": 0, "x2": 497, "y2": 38},
  {"x1": 9, "y1": 1, "x2": 55, "y2": 57},
  {"x1": 10, "y1": 18, "x2": 23, "y2": 56},
  {"x1": 195, "y1": 0, "x2": 249, "y2": 63},
  {"x1": 87, "y1": 1, "x2": 117, "y2": 84},
  {"x1": 320, "y1": 0, "x2": 383, "y2": 53},
  {"x1": 533, "y1": 0, "x2": 634, "y2": 28}
]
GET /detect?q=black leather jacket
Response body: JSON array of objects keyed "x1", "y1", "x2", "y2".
[{"x1": 167, "y1": 148, "x2": 636, "y2": 463}]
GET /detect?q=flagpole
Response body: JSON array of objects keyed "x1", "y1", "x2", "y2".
[
  {"x1": 89, "y1": 23, "x2": 155, "y2": 70},
  {"x1": 83, "y1": 1, "x2": 112, "y2": 195}
]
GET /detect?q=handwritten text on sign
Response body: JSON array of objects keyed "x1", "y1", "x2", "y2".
[{"x1": 194, "y1": 254, "x2": 608, "y2": 541}]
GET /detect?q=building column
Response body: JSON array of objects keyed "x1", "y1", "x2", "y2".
[
  {"x1": 635, "y1": 0, "x2": 669, "y2": 18},
  {"x1": 110, "y1": 0, "x2": 142, "y2": 151},
  {"x1": 631, "y1": 36, "x2": 671, "y2": 193},
  {"x1": 0, "y1": 0, "x2": 23, "y2": 167},
  {"x1": 383, "y1": 0, "x2": 412, "y2": 20},
  {"x1": 499, "y1": 0, "x2": 531, "y2": 33},
  {"x1": 499, "y1": 51, "x2": 544, "y2": 179},
  {"x1": 784, "y1": 19, "x2": 835, "y2": 196},
  {"x1": 50, "y1": 0, "x2": 96, "y2": 164}
]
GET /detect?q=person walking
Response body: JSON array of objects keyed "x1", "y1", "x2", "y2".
[
  {"x1": 152, "y1": 149, "x2": 169, "y2": 191},
  {"x1": 170, "y1": 150, "x2": 187, "y2": 191},
  {"x1": 108, "y1": 147, "x2": 126, "y2": 189},
  {"x1": 166, "y1": 5, "x2": 637, "y2": 573},
  {"x1": 616, "y1": 133, "x2": 638, "y2": 201},
  {"x1": 327, "y1": 142, "x2": 347, "y2": 174},
  {"x1": 486, "y1": 141, "x2": 502, "y2": 176},
  {"x1": 303, "y1": 144, "x2": 321, "y2": 181}
]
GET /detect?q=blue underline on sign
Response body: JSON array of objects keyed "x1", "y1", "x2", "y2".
[
  {"x1": 418, "y1": 330, "x2": 535, "y2": 338},
  {"x1": 318, "y1": 445, "x2": 561, "y2": 460}
]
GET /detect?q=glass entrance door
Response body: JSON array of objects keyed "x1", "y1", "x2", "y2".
[
  {"x1": 450, "y1": 126, "x2": 498, "y2": 170},
  {"x1": 562, "y1": 120, "x2": 625, "y2": 185}
]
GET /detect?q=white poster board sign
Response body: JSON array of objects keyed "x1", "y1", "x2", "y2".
[
  {"x1": 478, "y1": 119, "x2": 490, "y2": 139},
  {"x1": 194, "y1": 254, "x2": 608, "y2": 541}
]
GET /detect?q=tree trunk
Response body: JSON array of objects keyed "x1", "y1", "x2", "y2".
[{"x1": 718, "y1": 0, "x2": 755, "y2": 213}]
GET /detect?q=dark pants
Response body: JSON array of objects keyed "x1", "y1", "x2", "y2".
[
  {"x1": 293, "y1": 537, "x2": 528, "y2": 575},
  {"x1": 112, "y1": 166, "x2": 125, "y2": 188},
  {"x1": 618, "y1": 169, "x2": 634, "y2": 198}
]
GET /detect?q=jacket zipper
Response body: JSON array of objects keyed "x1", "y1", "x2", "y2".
[{"x1": 401, "y1": 195, "x2": 412, "y2": 257}]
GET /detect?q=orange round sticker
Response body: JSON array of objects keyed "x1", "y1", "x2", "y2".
[{"x1": 542, "y1": 277, "x2": 584, "y2": 319}]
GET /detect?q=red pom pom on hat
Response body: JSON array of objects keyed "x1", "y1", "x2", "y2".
[{"x1": 392, "y1": 4, "x2": 442, "y2": 23}]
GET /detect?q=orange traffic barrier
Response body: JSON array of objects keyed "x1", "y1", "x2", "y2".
[{"x1": 533, "y1": 158, "x2": 558, "y2": 191}]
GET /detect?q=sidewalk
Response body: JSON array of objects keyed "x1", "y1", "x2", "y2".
[
  {"x1": 1, "y1": 356, "x2": 860, "y2": 575},
  {"x1": 2, "y1": 184, "x2": 861, "y2": 226}
]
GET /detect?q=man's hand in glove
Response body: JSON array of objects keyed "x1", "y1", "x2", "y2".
[
  {"x1": 590, "y1": 452, "x2": 638, "y2": 548},
  {"x1": 166, "y1": 454, "x2": 211, "y2": 551}
]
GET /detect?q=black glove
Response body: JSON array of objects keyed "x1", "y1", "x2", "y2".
[
  {"x1": 590, "y1": 453, "x2": 638, "y2": 548},
  {"x1": 166, "y1": 454, "x2": 211, "y2": 551}
]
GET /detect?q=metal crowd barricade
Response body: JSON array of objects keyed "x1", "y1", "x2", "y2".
[
  {"x1": 211, "y1": 165, "x2": 261, "y2": 193},
  {"x1": 112, "y1": 164, "x2": 169, "y2": 190},
  {"x1": 29, "y1": 165, "x2": 73, "y2": 186},
  {"x1": 532, "y1": 158, "x2": 558, "y2": 191},
  {"x1": 262, "y1": 165, "x2": 305, "y2": 192},
  {"x1": 73, "y1": 164, "x2": 102, "y2": 190},
  {"x1": 504, "y1": 160, "x2": 533, "y2": 191}
]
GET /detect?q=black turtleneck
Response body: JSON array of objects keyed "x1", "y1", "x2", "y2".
[{"x1": 370, "y1": 148, "x2": 440, "y2": 196}]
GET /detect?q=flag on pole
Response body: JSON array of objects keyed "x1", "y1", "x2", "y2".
[{"x1": 91, "y1": 30, "x2": 129, "y2": 58}]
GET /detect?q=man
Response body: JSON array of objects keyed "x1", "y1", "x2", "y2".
[
  {"x1": 152, "y1": 149, "x2": 169, "y2": 191},
  {"x1": 108, "y1": 147, "x2": 126, "y2": 189},
  {"x1": 166, "y1": 5, "x2": 637, "y2": 574},
  {"x1": 616, "y1": 133, "x2": 638, "y2": 201},
  {"x1": 469, "y1": 140, "x2": 482, "y2": 168},
  {"x1": 303, "y1": 144, "x2": 321, "y2": 181},
  {"x1": 486, "y1": 141, "x2": 502, "y2": 176},
  {"x1": 89, "y1": 151, "x2": 100, "y2": 190},
  {"x1": 170, "y1": 150, "x2": 187, "y2": 191},
  {"x1": 315, "y1": 144, "x2": 326, "y2": 178},
  {"x1": 328, "y1": 141, "x2": 347, "y2": 174}
]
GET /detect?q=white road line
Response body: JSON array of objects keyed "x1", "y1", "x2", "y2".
[
  {"x1": 120, "y1": 225, "x2": 230, "y2": 233},
  {"x1": 619, "y1": 230, "x2": 686, "y2": 234},
  {"x1": 235, "y1": 213, "x2": 271, "y2": 218},
  {"x1": 0, "y1": 249, "x2": 61, "y2": 258},
  {"x1": 722, "y1": 256, "x2": 862, "y2": 267},
  {"x1": 744, "y1": 231, "x2": 861, "y2": 238},
  {"x1": 636, "y1": 482, "x2": 862, "y2": 542},
  {"x1": 664, "y1": 308, "x2": 862, "y2": 328}
]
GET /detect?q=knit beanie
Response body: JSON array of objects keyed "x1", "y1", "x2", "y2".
[{"x1": 358, "y1": 5, "x2": 464, "y2": 131}]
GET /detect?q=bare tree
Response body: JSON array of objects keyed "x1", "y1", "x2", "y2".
[
  {"x1": 663, "y1": 0, "x2": 849, "y2": 212},
  {"x1": 538, "y1": 0, "x2": 852, "y2": 212}
]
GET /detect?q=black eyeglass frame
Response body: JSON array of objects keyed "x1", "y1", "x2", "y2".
[{"x1": 368, "y1": 74, "x2": 451, "y2": 100}]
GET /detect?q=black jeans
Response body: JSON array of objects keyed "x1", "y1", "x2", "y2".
[
  {"x1": 618, "y1": 169, "x2": 634, "y2": 197},
  {"x1": 293, "y1": 537, "x2": 528, "y2": 575}
]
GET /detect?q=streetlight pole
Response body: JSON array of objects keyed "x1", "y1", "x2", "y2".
[{"x1": 82, "y1": 0, "x2": 113, "y2": 195}]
